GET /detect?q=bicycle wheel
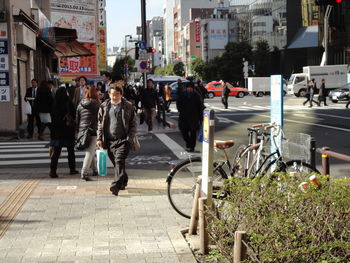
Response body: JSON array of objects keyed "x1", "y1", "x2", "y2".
[
  {"x1": 231, "y1": 144, "x2": 248, "y2": 177},
  {"x1": 167, "y1": 157, "x2": 227, "y2": 219},
  {"x1": 262, "y1": 159, "x2": 320, "y2": 177}
]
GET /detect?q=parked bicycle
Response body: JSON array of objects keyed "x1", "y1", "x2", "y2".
[{"x1": 166, "y1": 123, "x2": 320, "y2": 219}]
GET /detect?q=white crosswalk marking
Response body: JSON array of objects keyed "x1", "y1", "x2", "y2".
[{"x1": 0, "y1": 141, "x2": 85, "y2": 167}]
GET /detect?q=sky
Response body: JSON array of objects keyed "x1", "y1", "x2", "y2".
[{"x1": 106, "y1": 0, "x2": 164, "y2": 49}]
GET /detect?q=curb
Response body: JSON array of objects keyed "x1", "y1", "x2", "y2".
[{"x1": 167, "y1": 227, "x2": 197, "y2": 263}]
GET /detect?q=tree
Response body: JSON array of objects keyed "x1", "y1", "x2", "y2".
[
  {"x1": 111, "y1": 56, "x2": 135, "y2": 81},
  {"x1": 253, "y1": 40, "x2": 271, "y2": 77},
  {"x1": 190, "y1": 58, "x2": 205, "y2": 80},
  {"x1": 173, "y1": 62, "x2": 185, "y2": 77}
]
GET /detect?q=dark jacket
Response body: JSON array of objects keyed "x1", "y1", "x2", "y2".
[
  {"x1": 36, "y1": 90, "x2": 53, "y2": 113},
  {"x1": 140, "y1": 87, "x2": 158, "y2": 109},
  {"x1": 24, "y1": 87, "x2": 37, "y2": 111},
  {"x1": 318, "y1": 82, "x2": 325, "y2": 97},
  {"x1": 76, "y1": 98, "x2": 100, "y2": 137},
  {"x1": 222, "y1": 84, "x2": 230, "y2": 98},
  {"x1": 177, "y1": 90, "x2": 203, "y2": 130},
  {"x1": 51, "y1": 100, "x2": 76, "y2": 142},
  {"x1": 97, "y1": 98, "x2": 137, "y2": 149}
]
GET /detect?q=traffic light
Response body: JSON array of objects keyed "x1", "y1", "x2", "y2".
[
  {"x1": 146, "y1": 47, "x2": 156, "y2": 53},
  {"x1": 315, "y1": 0, "x2": 342, "y2": 5},
  {"x1": 135, "y1": 42, "x2": 139, "y2": 60}
]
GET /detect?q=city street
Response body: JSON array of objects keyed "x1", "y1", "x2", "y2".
[{"x1": 0, "y1": 94, "x2": 349, "y2": 262}]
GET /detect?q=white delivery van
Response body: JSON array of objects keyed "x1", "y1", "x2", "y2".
[
  {"x1": 287, "y1": 65, "x2": 348, "y2": 97},
  {"x1": 248, "y1": 77, "x2": 287, "y2": 97}
]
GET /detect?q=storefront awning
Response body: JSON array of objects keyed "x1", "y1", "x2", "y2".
[
  {"x1": 53, "y1": 27, "x2": 93, "y2": 57},
  {"x1": 54, "y1": 40, "x2": 93, "y2": 57},
  {"x1": 287, "y1": 26, "x2": 319, "y2": 49}
]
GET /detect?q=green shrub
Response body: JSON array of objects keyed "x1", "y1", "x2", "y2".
[{"x1": 207, "y1": 175, "x2": 350, "y2": 263}]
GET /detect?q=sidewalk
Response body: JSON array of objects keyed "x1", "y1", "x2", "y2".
[{"x1": 0, "y1": 168, "x2": 196, "y2": 263}]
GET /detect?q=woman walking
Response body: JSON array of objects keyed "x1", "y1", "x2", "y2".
[
  {"x1": 49, "y1": 87, "x2": 78, "y2": 178},
  {"x1": 76, "y1": 87, "x2": 100, "y2": 180},
  {"x1": 36, "y1": 81, "x2": 53, "y2": 140}
]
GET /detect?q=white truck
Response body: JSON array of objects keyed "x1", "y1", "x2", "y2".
[
  {"x1": 248, "y1": 77, "x2": 287, "y2": 97},
  {"x1": 287, "y1": 64, "x2": 349, "y2": 97}
]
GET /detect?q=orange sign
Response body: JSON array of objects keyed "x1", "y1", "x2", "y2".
[{"x1": 59, "y1": 43, "x2": 98, "y2": 77}]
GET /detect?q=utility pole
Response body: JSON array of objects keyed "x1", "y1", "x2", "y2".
[
  {"x1": 141, "y1": 0, "x2": 147, "y2": 89},
  {"x1": 323, "y1": 5, "x2": 333, "y2": 66}
]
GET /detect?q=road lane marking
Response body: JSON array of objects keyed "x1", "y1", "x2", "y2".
[
  {"x1": 216, "y1": 116, "x2": 240, "y2": 124},
  {"x1": 258, "y1": 114, "x2": 350, "y2": 133},
  {"x1": 316, "y1": 113, "x2": 350, "y2": 120},
  {"x1": 155, "y1": 133, "x2": 199, "y2": 160},
  {"x1": 293, "y1": 113, "x2": 324, "y2": 120}
]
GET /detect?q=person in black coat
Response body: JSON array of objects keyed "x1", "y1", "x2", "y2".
[
  {"x1": 49, "y1": 87, "x2": 78, "y2": 178},
  {"x1": 318, "y1": 79, "x2": 328, "y2": 106},
  {"x1": 76, "y1": 87, "x2": 101, "y2": 180},
  {"x1": 35, "y1": 81, "x2": 53, "y2": 140},
  {"x1": 24, "y1": 79, "x2": 41, "y2": 139},
  {"x1": 140, "y1": 79, "x2": 158, "y2": 132},
  {"x1": 176, "y1": 82, "x2": 204, "y2": 152}
]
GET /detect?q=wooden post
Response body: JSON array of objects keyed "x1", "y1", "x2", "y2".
[
  {"x1": 233, "y1": 231, "x2": 247, "y2": 263},
  {"x1": 188, "y1": 177, "x2": 201, "y2": 235},
  {"x1": 199, "y1": 197, "x2": 209, "y2": 255}
]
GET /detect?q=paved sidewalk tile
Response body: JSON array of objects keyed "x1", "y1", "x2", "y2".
[{"x1": 0, "y1": 169, "x2": 195, "y2": 262}]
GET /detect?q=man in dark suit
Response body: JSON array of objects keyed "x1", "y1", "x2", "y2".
[
  {"x1": 24, "y1": 79, "x2": 41, "y2": 139},
  {"x1": 101, "y1": 72, "x2": 112, "y2": 101}
]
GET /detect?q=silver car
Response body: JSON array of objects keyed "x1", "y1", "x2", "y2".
[{"x1": 328, "y1": 83, "x2": 350, "y2": 103}]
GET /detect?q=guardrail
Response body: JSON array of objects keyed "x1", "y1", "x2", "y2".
[{"x1": 316, "y1": 147, "x2": 350, "y2": 175}]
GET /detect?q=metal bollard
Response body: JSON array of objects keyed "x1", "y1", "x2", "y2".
[
  {"x1": 321, "y1": 147, "x2": 330, "y2": 176},
  {"x1": 310, "y1": 137, "x2": 316, "y2": 168}
]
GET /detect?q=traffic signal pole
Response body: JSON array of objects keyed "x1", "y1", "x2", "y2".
[{"x1": 141, "y1": 0, "x2": 147, "y2": 89}]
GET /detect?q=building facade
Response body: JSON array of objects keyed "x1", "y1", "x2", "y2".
[{"x1": 0, "y1": 0, "x2": 54, "y2": 133}]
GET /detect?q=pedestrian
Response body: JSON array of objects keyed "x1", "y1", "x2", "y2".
[
  {"x1": 318, "y1": 79, "x2": 328, "y2": 106},
  {"x1": 303, "y1": 79, "x2": 318, "y2": 108},
  {"x1": 73, "y1": 76, "x2": 89, "y2": 109},
  {"x1": 101, "y1": 72, "x2": 112, "y2": 101},
  {"x1": 176, "y1": 82, "x2": 203, "y2": 152},
  {"x1": 66, "y1": 79, "x2": 77, "y2": 103},
  {"x1": 76, "y1": 87, "x2": 100, "y2": 181},
  {"x1": 221, "y1": 80, "x2": 230, "y2": 109},
  {"x1": 36, "y1": 81, "x2": 53, "y2": 140},
  {"x1": 49, "y1": 87, "x2": 78, "y2": 178},
  {"x1": 96, "y1": 83, "x2": 137, "y2": 196},
  {"x1": 140, "y1": 79, "x2": 158, "y2": 132},
  {"x1": 124, "y1": 84, "x2": 137, "y2": 107},
  {"x1": 96, "y1": 81, "x2": 103, "y2": 92},
  {"x1": 24, "y1": 79, "x2": 41, "y2": 139},
  {"x1": 48, "y1": 80, "x2": 58, "y2": 99},
  {"x1": 156, "y1": 83, "x2": 167, "y2": 126},
  {"x1": 164, "y1": 84, "x2": 172, "y2": 112}
]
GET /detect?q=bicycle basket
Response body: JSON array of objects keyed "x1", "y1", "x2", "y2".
[{"x1": 282, "y1": 133, "x2": 311, "y2": 162}]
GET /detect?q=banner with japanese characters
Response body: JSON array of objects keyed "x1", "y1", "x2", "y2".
[
  {"x1": 51, "y1": 0, "x2": 96, "y2": 14},
  {"x1": 59, "y1": 43, "x2": 98, "y2": 77},
  {"x1": 98, "y1": 28, "x2": 107, "y2": 72},
  {"x1": 0, "y1": 23, "x2": 9, "y2": 103}
]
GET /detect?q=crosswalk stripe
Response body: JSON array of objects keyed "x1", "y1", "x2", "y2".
[
  {"x1": 0, "y1": 141, "x2": 49, "y2": 146},
  {"x1": 0, "y1": 158, "x2": 85, "y2": 166},
  {"x1": 1, "y1": 152, "x2": 85, "y2": 159}
]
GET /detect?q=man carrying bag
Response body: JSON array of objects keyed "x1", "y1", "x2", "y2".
[{"x1": 96, "y1": 83, "x2": 137, "y2": 196}]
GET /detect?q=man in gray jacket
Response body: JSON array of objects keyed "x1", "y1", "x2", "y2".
[{"x1": 97, "y1": 83, "x2": 137, "y2": 195}]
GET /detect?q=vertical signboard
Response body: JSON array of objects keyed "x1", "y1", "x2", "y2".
[
  {"x1": 270, "y1": 75, "x2": 284, "y2": 154},
  {"x1": 51, "y1": 1, "x2": 99, "y2": 81},
  {"x1": 201, "y1": 110, "x2": 215, "y2": 197},
  {"x1": 195, "y1": 20, "x2": 201, "y2": 48},
  {"x1": 0, "y1": 23, "x2": 9, "y2": 103},
  {"x1": 98, "y1": 0, "x2": 107, "y2": 72},
  {"x1": 208, "y1": 21, "x2": 228, "y2": 49}
]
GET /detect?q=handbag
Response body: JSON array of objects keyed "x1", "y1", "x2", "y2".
[
  {"x1": 75, "y1": 127, "x2": 92, "y2": 151},
  {"x1": 130, "y1": 136, "x2": 141, "y2": 151},
  {"x1": 96, "y1": 148, "x2": 107, "y2": 176}
]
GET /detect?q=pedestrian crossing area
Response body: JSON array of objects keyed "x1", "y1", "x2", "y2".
[
  {"x1": 170, "y1": 102, "x2": 348, "y2": 113},
  {"x1": 0, "y1": 141, "x2": 85, "y2": 168}
]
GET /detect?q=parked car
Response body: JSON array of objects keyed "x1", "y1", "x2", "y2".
[
  {"x1": 169, "y1": 81, "x2": 191, "y2": 101},
  {"x1": 328, "y1": 83, "x2": 350, "y2": 103},
  {"x1": 205, "y1": 81, "x2": 249, "y2": 98}
]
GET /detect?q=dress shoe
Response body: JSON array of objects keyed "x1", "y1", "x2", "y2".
[
  {"x1": 120, "y1": 185, "x2": 126, "y2": 190},
  {"x1": 49, "y1": 171, "x2": 58, "y2": 178},
  {"x1": 81, "y1": 175, "x2": 92, "y2": 181},
  {"x1": 70, "y1": 170, "x2": 79, "y2": 175},
  {"x1": 110, "y1": 184, "x2": 120, "y2": 196},
  {"x1": 91, "y1": 170, "x2": 98, "y2": 176}
]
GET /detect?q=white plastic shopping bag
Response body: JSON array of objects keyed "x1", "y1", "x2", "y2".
[
  {"x1": 96, "y1": 148, "x2": 107, "y2": 176},
  {"x1": 39, "y1": 113, "x2": 52, "y2": 123},
  {"x1": 24, "y1": 101, "x2": 32, "y2": 115}
]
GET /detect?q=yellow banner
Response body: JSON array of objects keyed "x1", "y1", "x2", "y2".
[{"x1": 98, "y1": 27, "x2": 107, "y2": 72}]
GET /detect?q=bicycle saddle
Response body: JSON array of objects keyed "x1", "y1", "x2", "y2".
[{"x1": 214, "y1": 140, "x2": 234, "y2": 149}]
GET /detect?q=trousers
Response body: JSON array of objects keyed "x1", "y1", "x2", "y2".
[
  {"x1": 81, "y1": 136, "x2": 97, "y2": 175},
  {"x1": 50, "y1": 145, "x2": 76, "y2": 171},
  {"x1": 27, "y1": 112, "x2": 41, "y2": 137},
  {"x1": 107, "y1": 139, "x2": 130, "y2": 187}
]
